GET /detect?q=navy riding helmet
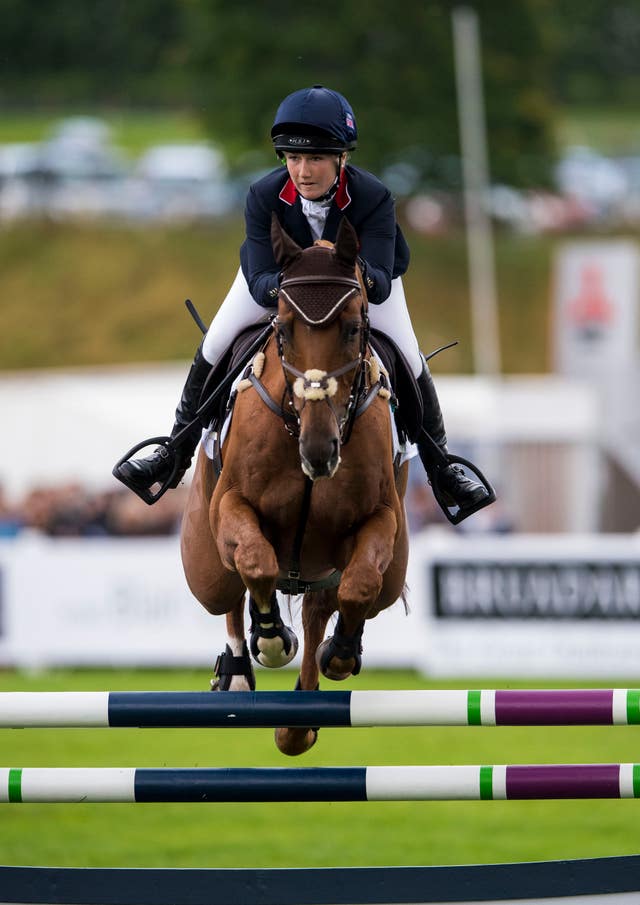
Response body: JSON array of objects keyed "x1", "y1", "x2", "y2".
[{"x1": 271, "y1": 85, "x2": 358, "y2": 155}]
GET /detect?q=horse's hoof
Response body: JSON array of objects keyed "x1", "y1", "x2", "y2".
[
  {"x1": 316, "y1": 617, "x2": 363, "y2": 680},
  {"x1": 252, "y1": 626, "x2": 299, "y2": 668},
  {"x1": 274, "y1": 726, "x2": 318, "y2": 756},
  {"x1": 315, "y1": 638, "x2": 355, "y2": 681},
  {"x1": 249, "y1": 595, "x2": 299, "y2": 668}
]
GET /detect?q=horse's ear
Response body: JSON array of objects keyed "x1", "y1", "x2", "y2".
[
  {"x1": 334, "y1": 217, "x2": 359, "y2": 268},
  {"x1": 271, "y1": 213, "x2": 303, "y2": 268}
]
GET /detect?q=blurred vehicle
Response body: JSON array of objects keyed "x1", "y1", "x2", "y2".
[
  {"x1": 0, "y1": 142, "x2": 41, "y2": 180},
  {"x1": 554, "y1": 146, "x2": 628, "y2": 216},
  {"x1": 0, "y1": 142, "x2": 43, "y2": 219},
  {"x1": 611, "y1": 154, "x2": 640, "y2": 226},
  {"x1": 131, "y1": 143, "x2": 236, "y2": 221},
  {"x1": 0, "y1": 117, "x2": 130, "y2": 222},
  {"x1": 38, "y1": 116, "x2": 126, "y2": 182},
  {"x1": 36, "y1": 116, "x2": 128, "y2": 221}
]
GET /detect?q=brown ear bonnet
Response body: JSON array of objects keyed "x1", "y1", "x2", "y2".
[{"x1": 271, "y1": 215, "x2": 362, "y2": 326}]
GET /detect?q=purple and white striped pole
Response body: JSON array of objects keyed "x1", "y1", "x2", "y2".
[{"x1": 0, "y1": 689, "x2": 638, "y2": 728}]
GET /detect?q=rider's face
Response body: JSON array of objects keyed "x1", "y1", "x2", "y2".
[{"x1": 284, "y1": 152, "x2": 341, "y2": 200}]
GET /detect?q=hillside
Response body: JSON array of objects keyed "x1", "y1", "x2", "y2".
[{"x1": 0, "y1": 217, "x2": 557, "y2": 375}]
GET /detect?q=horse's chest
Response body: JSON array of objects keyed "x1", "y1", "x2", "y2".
[{"x1": 256, "y1": 474, "x2": 380, "y2": 534}]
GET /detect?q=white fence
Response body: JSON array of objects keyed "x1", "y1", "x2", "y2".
[
  {"x1": 1, "y1": 531, "x2": 639, "y2": 676},
  {"x1": 1, "y1": 365, "x2": 602, "y2": 532}
]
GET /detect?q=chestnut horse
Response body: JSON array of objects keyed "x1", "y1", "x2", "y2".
[{"x1": 181, "y1": 216, "x2": 409, "y2": 756}]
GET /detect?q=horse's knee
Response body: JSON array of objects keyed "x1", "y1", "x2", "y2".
[
  {"x1": 233, "y1": 541, "x2": 279, "y2": 587},
  {"x1": 337, "y1": 572, "x2": 383, "y2": 619}
]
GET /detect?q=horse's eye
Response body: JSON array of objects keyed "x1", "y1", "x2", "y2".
[
  {"x1": 343, "y1": 322, "x2": 361, "y2": 341},
  {"x1": 277, "y1": 321, "x2": 293, "y2": 345}
]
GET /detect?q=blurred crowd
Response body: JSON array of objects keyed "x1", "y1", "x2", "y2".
[
  {"x1": 0, "y1": 458, "x2": 514, "y2": 540},
  {"x1": 0, "y1": 481, "x2": 187, "y2": 538}
]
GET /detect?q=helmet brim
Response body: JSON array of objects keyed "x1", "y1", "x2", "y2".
[{"x1": 272, "y1": 132, "x2": 356, "y2": 154}]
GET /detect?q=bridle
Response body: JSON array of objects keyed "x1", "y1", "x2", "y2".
[
  {"x1": 238, "y1": 268, "x2": 392, "y2": 448},
  {"x1": 275, "y1": 272, "x2": 370, "y2": 444}
]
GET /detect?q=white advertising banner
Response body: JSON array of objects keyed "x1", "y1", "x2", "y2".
[
  {"x1": 0, "y1": 534, "x2": 423, "y2": 671},
  {"x1": 408, "y1": 532, "x2": 640, "y2": 677},
  {"x1": 2, "y1": 532, "x2": 640, "y2": 676}
]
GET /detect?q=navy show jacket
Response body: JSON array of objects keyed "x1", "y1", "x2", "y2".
[{"x1": 240, "y1": 164, "x2": 410, "y2": 307}]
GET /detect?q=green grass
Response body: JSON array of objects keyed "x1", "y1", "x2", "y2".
[
  {"x1": 556, "y1": 106, "x2": 640, "y2": 155},
  {"x1": 0, "y1": 220, "x2": 558, "y2": 374},
  {"x1": 0, "y1": 669, "x2": 639, "y2": 869},
  {"x1": 0, "y1": 110, "x2": 209, "y2": 157}
]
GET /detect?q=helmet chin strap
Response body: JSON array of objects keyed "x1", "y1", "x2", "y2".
[{"x1": 316, "y1": 154, "x2": 346, "y2": 202}]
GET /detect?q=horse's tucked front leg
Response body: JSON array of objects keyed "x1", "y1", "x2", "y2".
[
  {"x1": 317, "y1": 506, "x2": 398, "y2": 681},
  {"x1": 215, "y1": 489, "x2": 298, "y2": 669}
]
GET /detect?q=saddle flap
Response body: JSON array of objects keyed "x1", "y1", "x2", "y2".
[
  {"x1": 370, "y1": 329, "x2": 423, "y2": 443},
  {"x1": 199, "y1": 319, "x2": 272, "y2": 427}
]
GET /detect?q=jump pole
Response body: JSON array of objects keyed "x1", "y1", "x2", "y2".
[
  {"x1": 1, "y1": 688, "x2": 639, "y2": 728},
  {"x1": 2, "y1": 859, "x2": 640, "y2": 905},
  {"x1": 2, "y1": 764, "x2": 640, "y2": 803}
]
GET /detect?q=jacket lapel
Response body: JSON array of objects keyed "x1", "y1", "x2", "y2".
[{"x1": 282, "y1": 196, "x2": 314, "y2": 247}]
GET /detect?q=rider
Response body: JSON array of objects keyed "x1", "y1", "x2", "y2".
[{"x1": 114, "y1": 85, "x2": 490, "y2": 514}]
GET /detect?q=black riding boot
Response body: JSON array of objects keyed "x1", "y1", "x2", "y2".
[
  {"x1": 114, "y1": 343, "x2": 211, "y2": 494},
  {"x1": 416, "y1": 362, "x2": 490, "y2": 510}
]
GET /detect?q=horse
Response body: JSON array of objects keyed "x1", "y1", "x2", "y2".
[{"x1": 180, "y1": 215, "x2": 409, "y2": 756}]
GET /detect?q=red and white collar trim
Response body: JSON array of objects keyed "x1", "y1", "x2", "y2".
[
  {"x1": 278, "y1": 177, "x2": 298, "y2": 206},
  {"x1": 334, "y1": 169, "x2": 351, "y2": 210},
  {"x1": 278, "y1": 170, "x2": 352, "y2": 210}
]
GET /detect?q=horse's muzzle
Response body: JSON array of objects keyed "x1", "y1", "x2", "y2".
[{"x1": 299, "y1": 435, "x2": 341, "y2": 481}]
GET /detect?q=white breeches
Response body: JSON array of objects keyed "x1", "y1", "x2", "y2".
[{"x1": 202, "y1": 268, "x2": 422, "y2": 378}]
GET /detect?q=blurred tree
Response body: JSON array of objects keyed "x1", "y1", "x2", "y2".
[
  {"x1": 546, "y1": 0, "x2": 640, "y2": 106},
  {"x1": 2, "y1": 0, "x2": 638, "y2": 180},
  {"x1": 0, "y1": 0, "x2": 189, "y2": 104},
  {"x1": 186, "y1": 0, "x2": 556, "y2": 186}
]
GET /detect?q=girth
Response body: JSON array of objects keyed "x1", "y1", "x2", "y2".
[{"x1": 276, "y1": 477, "x2": 342, "y2": 596}]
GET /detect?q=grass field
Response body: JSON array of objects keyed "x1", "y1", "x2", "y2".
[
  {"x1": 0, "y1": 110, "x2": 209, "y2": 158},
  {"x1": 1, "y1": 668, "x2": 639, "y2": 870},
  {"x1": 0, "y1": 219, "x2": 556, "y2": 374}
]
